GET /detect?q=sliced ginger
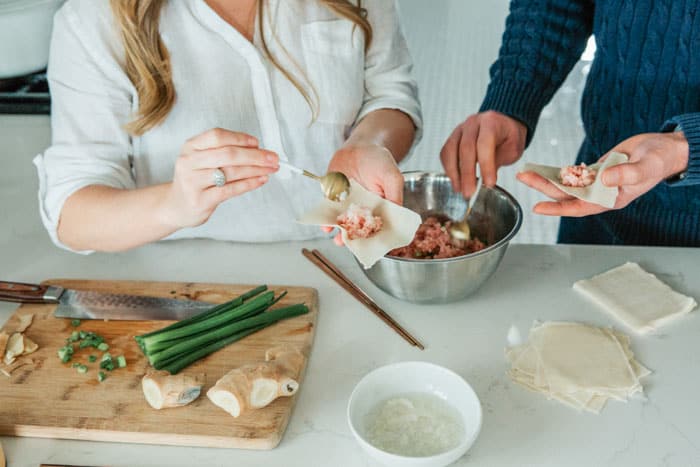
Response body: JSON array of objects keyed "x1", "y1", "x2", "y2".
[
  {"x1": 3, "y1": 333, "x2": 24, "y2": 366},
  {"x1": 142, "y1": 370, "x2": 205, "y2": 410},
  {"x1": 1, "y1": 313, "x2": 38, "y2": 367},
  {"x1": 0, "y1": 332, "x2": 8, "y2": 360},
  {"x1": 16, "y1": 314, "x2": 34, "y2": 333},
  {"x1": 207, "y1": 347, "x2": 304, "y2": 417}
]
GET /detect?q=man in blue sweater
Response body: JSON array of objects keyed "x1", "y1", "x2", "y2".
[{"x1": 440, "y1": 0, "x2": 699, "y2": 246}]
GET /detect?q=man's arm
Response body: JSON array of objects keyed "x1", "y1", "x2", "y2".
[{"x1": 441, "y1": 0, "x2": 595, "y2": 197}]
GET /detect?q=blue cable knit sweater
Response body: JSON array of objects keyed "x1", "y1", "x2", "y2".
[{"x1": 481, "y1": 0, "x2": 700, "y2": 246}]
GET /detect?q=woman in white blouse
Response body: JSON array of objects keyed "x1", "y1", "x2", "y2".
[{"x1": 36, "y1": 0, "x2": 421, "y2": 253}]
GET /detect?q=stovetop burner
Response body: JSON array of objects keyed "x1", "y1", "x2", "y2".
[{"x1": 0, "y1": 70, "x2": 50, "y2": 115}]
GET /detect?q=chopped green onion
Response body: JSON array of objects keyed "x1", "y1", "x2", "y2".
[
  {"x1": 100, "y1": 353, "x2": 115, "y2": 371},
  {"x1": 117, "y1": 355, "x2": 127, "y2": 368},
  {"x1": 71, "y1": 319, "x2": 81, "y2": 327},
  {"x1": 98, "y1": 371, "x2": 106, "y2": 382},
  {"x1": 88, "y1": 355, "x2": 97, "y2": 363},
  {"x1": 97, "y1": 342, "x2": 109, "y2": 351},
  {"x1": 76, "y1": 364, "x2": 88, "y2": 374},
  {"x1": 58, "y1": 345, "x2": 74, "y2": 363}
]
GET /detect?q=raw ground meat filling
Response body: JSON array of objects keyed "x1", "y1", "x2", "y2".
[
  {"x1": 388, "y1": 217, "x2": 486, "y2": 259},
  {"x1": 559, "y1": 163, "x2": 597, "y2": 187},
  {"x1": 336, "y1": 204, "x2": 383, "y2": 240}
]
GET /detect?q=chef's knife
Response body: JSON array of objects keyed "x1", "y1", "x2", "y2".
[{"x1": 0, "y1": 280, "x2": 213, "y2": 321}]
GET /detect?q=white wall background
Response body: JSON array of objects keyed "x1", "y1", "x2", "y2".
[{"x1": 396, "y1": 0, "x2": 592, "y2": 244}]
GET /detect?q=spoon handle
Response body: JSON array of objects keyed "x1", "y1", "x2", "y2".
[
  {"x1": 278, "y1": 160, "x2": 321, "y2": 180},
  {"x1": 466, "y1": 177, "x2": 483, "y2": 216}
]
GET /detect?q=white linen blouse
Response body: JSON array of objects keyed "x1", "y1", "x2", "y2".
[{"x1": 35, "y1": 0, "x2": 422, "y2": 253}]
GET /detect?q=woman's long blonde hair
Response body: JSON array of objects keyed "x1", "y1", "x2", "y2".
[{"x1": 111, "y1": 0, "x2": 372, "y2": 136}]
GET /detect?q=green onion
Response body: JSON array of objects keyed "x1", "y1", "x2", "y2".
[
  {"x1": 117, "y1": 355, "x2": 127, "y2": 368},
  {"x1": 76, "y1": 364, "x2": 88, "y2": 374},
  {"x1": 137, "y1": 291, "x2": 276, "y2": 352},
  {"x1": 100, "y1": 353, "x2": 115, "y2": 371},
  {"x1": 98, "y1": 371, "x2": 106, "y2": 382},
  {"x1": 88, "y1": 355, "x2": 97, "y2": 363},
  {"x1": 133, "y1": 287, "x2": 308, "y2": 374},
  {"x1": 136, "y1": 285, "x2": 268, "y2": 340},
  {"x1": 71, "y1": 319, "x2": 81, "y2": 327},
  {"x1": 160, "y1": 325, "x2": 266, "y2": 374},
  {"x1": 58, "y1": 345, "x2": 74, "y2": 363},
  {"x1": 146, "y1": 304, "x2": 307, "y2": 367},
  {"x1": 97, "y1": 342, "x2": 109, "y2": 351}
]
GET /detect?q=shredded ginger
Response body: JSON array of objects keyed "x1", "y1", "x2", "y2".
[{"x1": 364, "y1": 392, "x2": 465, "y2": 457}]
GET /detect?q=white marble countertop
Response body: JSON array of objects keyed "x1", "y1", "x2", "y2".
[{"x1": 2, "y1": 116, "x2": 700, "y2": 466}]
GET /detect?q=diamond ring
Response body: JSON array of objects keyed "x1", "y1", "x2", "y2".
[{"x1": 212, "y1": 168, "x2": 226, "y2": 187}]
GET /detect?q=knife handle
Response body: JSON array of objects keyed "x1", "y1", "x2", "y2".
[{"x1": 0, "y1": 281, "x2": 55, "y2": 304}]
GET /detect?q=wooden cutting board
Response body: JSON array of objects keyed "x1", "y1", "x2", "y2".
[{"x1": 0, "y1": 279, "x2": 318, "y2": 449}]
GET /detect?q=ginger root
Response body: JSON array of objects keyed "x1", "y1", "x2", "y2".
[
  {"x1": 207, "y1": 347, "x2": 304, "y2": 417},
  {"x1": 3, "y1": 333, "x2": 24, "y2": 366},
  {"x1": 142, "y1": 370, "x2": 204, "y2": 410}
]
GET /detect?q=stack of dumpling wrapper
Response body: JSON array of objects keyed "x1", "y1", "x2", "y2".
[{"x1": 506, "y1": 322, "x2": 650, "y2": 414}]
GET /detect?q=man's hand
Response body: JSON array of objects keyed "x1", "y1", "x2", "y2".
[
  {"x1": 517, "y1": 131, "x2": 690, "y2": 216},
  {"x1": 440, "y1": 111, "x2": 527, "y2": 198}
]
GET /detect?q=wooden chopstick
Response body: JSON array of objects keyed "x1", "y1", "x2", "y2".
[{"x1": 301, "y1": 248, "x2": 424, "y2": 350}]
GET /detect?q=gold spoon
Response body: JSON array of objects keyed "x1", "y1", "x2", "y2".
[
  {"x1": 278, "y1": 160, "x2": 351, "y2": 202},
  {"x1": 449, "y1": 177, "x2": 483, "y2": 247}
]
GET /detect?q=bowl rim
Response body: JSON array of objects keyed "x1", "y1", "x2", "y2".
[
  {"x1": 380, "y1": 171, "x2": 523, "y2": 264},
  {"x1": 346, "y1": 360, "x2": 483, "y2": 462}
]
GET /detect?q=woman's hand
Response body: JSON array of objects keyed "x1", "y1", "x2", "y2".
[
  {"x1": 322, "y1": 143, "x2": 404, "y2": 245},
  {"x1": 517, "y1": 132, "x2": 690, "y2": 217},
  {"x1": 441, "y1": 111, "x2": 527, "y2": 198},
  {"x1": 161, "y1": 128, "x2": 279, "y2": 228},
  {"x1": 328, "y1": 143, "x2": 405, "y2": 204}
]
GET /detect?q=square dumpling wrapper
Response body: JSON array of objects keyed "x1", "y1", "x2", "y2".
[
  {"x1": 297, "y1": 180, "x2": 422, "y2": 268},
  {"x1": 523, "y1": 152, "x2": 628, "y2": 208}
]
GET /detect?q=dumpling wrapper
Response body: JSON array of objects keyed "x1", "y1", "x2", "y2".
[
  {"x1": 531, "y1": 322, "x2": 639, "y2": 394},
  {"x1": 523, "y1": 151, "x2": 629, "y2": 208},
  {"x1": 505, "y1": 321, "x2": 649, "y2": 414},
  {"x1": 298, "y1": 180, "x2": 422, "y2": 269},
  {"x1": 574, "y1": 262, "x2": 697, "y2": 334}
]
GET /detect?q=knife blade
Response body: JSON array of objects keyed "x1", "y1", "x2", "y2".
[{"x1": 0, "y1": 280, "x2": 213, "y2": 321}]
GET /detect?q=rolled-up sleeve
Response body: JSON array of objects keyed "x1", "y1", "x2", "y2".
[
  {"x1": 35, "y1": 3, "x2": 135, "y2": 253},
  {"x1": 354, "y1": 0, "x2": 423, "y2": 142}
]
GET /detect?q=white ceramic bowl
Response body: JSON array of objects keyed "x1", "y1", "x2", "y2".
[{"x1": 347, "y1": 362, "x2": 482, "y2": 467}]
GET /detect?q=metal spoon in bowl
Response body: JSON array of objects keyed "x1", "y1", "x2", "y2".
[
  {"x1": 278, "y1": 160, "x2": 351, "y2": 202},
  {"x1": 449, "y1": 177, "x2": 483, "y2": 247}
]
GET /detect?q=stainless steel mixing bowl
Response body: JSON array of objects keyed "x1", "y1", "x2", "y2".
[{"x1": 361, "y1": 172, "x2": 522, "y2": 304}]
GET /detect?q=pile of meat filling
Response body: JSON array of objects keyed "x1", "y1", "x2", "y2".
[
  {"x1": 559, "y1": 163, "x2": 597, "y2": 187},
  {"x1": 336, "y1": 203, "x2": 383, "y2": 240},
  {"x1": 388, "y1": 217, "x2": 485, "y2": 259}
]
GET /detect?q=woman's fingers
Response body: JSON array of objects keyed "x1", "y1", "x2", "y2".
[
  {"x1": 185, "y1": 127, "x2": 259, "y2": 151},
  {"x1": 204, "y1": 175, "x2": 270, "y2": 205},
  {"x1": 516, "y1": 171, "x2": 571, "y2": 201},
  {"x1": 197, "y1": 165, "x2": 278, "y2": 188},
  {"x1": 382, "y1": 171, "x2": 405, "y2": 205},
  {"x1": 318, "y1": 226, "x2": 344, "y2": 245},
  {"x1": 186, "y1": 146, "x2": 279, "y2": 170}
]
